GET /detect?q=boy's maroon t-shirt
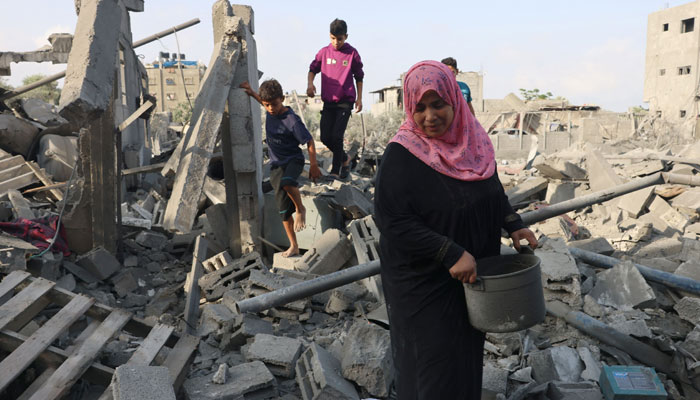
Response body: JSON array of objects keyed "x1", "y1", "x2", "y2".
[{"x1": 309, "y1": 43, "x2": 364, "y2": 104}]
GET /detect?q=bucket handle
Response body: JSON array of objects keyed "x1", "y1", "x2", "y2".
[{"x1": 466, "y1": 277, "x2": 485, "y2": 291}]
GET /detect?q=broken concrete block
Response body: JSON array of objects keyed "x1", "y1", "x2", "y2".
[
  {"x1": 325, "y1": 283, "x2": 367, "y2": 314},
  {"x1": 618, "y1": 186, "x2": 655, "y2": 218},
  {"x1": 202, "y1": 250, "x2": 234, "y2": 273},
  {"x1": 59, "y1": 0, "x2": 121, "y2": 122},
  {"x1": 199, "y1": 252, "x2": 264, "y2": 301},
  {"x1": 648, "y1": 196, "x2": 688, "y2": 232},
  {"x1": 75, "y1": 246, "x2": 120, "y2": 280},
  {"x1": 506, "y1": 177, "x2": 548, "y2": 205},
  {"x1": 548, "y1": 381, "x2": 603, "y2": 400},
  {"x1": 0, "y1": 114, "x2": 40, "y2": 155},
  {"x1": 183, "y1": 360, "x2": 276, "y2": 400},
  {"x1": 545, "y1": 182, "x2": 576, "y2": 205},
  {"x1": 482, "y1": 362, "x2": 509, "y2": 398},
  {"x1": 62, "y1": 260, "x2": 98, "y2": 283},
  {"x1": 295, "y1": 342, "x2": 359, "y2": 400},
  {"x1": 272, "y1": 251, "x2": 302, "y2": 270},
  {"x1": 674, "y1": 297, "x2": 700, "y2": 325},
  {"x1": 246, "y1": 333, "x2": 303, "y2": 378},
  {"x1": 678, "y1": 237, "x2": 700, "y2": 262},
  {"x1": 589, "y1": 261, "x2": 656, "y2": 310},
  {"x1": 134, "y1": 231, "x2": 168, "y2": 250},
  {"x1": 533, "y1": 155, "x2": 587, "y2": 180},
  {"x1": 199, "y1": 303, "x2": 238, "y2": 337},
  {"x1": 608, "y1": 318, "x2": 652, "y2": 338},
  {"x1": 535, "y1": 238, "x2": 582, "y2": 307},
  {"x1": 673, "y1": 261, "x2": 700, "y2": 297},
  {"x1": 635, "y1": 237, "x2": 683, "y2": 259},
  {"x1": 220, "y1": 312, "x2": 273, "y2": 350},
  {"x1": 112, "y1": 365, "x2": 176, "y2": 400},
  {"x1": 568, "y1": 237, "x2": 615, "y2": 256},
  {"x1": 341, "y1": 321, "x2": 393, "y2": 398},
  {"x1": 212, "y1": 363, "x2": 228, "y2": 385},
  {"x1": 529, "y1": 346, "x2": 583, "y2": 384},
  {"x1": 21, "y1": 98, "x2": 69, "y2": 127},
  {"x1": 680, "y1": 326, "x2": 700, "y2": 361},
  {"x1": 332, "y1": 184, "x2": 374, "y2": 219},
  {"x1": 293, "y1": 229, "x2": 353, "y2": 275},
  {"x1": 111, "y1": 269, "x2": 139, "y2": 297},
  {"x1": 577, "y1": 346, "x2": 601, "y2": 382}
]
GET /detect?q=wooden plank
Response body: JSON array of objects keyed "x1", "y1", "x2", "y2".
[
  {"x1": 97, "y1": 323, "x2": 175, "y2": 400},
  {"x1": 0, "y1": 294, "x2": 94, "y2": 392},
  {"x1": 0, "y1": 164, "x2": 31, "y2": 184},
  {"x1": 0, "y1": 171, "x2": 39, "y2": 196},
  {"x1": 0, "y1": 155, "x2": 25, "y2": 171},
  {"x1": 162, "y1": 333, "x2": 199, "y2": 390},
  {"x1": 65, "y1": 319, "x2": 101, "y2": 354},
  {"x1": 22, "y1": 182, "x2": 66, "y2": 195},
  {"x1": 28, "y1": 309, "x2": 132, "y2": 400},
  {"x1": 0, "y1": 330, "x2": 115, "y2": 386},
  {"x1": 121, "y1": 162, "x2": 166, "y2": 176},
  {"x1": 118, "y1": 99, "x2": 154, "y2": 132},
  {"x1": 184, "y1": 235, "x2": 207, "y2": 335},
  {"x1": 0, "y1": 278, "x2": 54, "y2": 330},
  {"x1": 17, "y1": 367, "x2": 55, "y2": 400},
  {"x1": 25, "y1": 162, "x2": 63, "y2": 202},
  {"x1": 0, "y1": 270, "x2": 31, "y2": 299}
]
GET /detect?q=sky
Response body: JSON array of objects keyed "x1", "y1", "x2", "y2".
[{"x1": 0, "y1": 0, "x2": 693, "y2": 112}]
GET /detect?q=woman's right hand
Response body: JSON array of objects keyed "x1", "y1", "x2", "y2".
[{"x1": 449, "y1": 251, "x2": 477, "y2": 283}]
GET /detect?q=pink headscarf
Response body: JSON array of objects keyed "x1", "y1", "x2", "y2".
[{"x1": 389, "y1": 60, "x2": 495, "y2": 181}]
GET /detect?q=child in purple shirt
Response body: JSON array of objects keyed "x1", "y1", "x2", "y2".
[{"x1": 307, "y1": 18, "x2": 364, "y2": 179}]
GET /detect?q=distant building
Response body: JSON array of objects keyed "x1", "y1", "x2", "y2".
[
  {"x1": 456, "y1": 71, "x2": 484, "y2": 112},
  {"x1": 146, "y1": 55, "x2": 206, "y2": 114},
  {"x1": 370, "y1": 85, "x2": 402, "y2": 116},
  {"x1": 644, "y1": 1, "x2": 699, "y2": 121},
  {"x1": 283, "y1": 91, "x2": 323, "y2": 113}
]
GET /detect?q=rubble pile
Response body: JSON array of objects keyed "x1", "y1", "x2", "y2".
[{"x1": 2, "y1": 1, "x2": 700, "y2": 399}]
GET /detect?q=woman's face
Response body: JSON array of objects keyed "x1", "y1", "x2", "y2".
[{"x1": 412, "y1": 90, "x2": 454, "y2": 138}]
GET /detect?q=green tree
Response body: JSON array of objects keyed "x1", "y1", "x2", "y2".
[
  {"x1": 0, "y1": 77, "x2": 12, "y2": 91},
  {"x1": 18, "y1": 74, "x2": 61, "y2": 105},
  {"x1": 519, "y1": 88, "x2": 554, "y2": 102},
  {"x1": 172, "y1": 101, "x2": 192, "y2": 125}
]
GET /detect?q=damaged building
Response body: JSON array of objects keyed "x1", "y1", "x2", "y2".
[{"x1": 1, "y1": 1, "x2": 700, "y2": 399}]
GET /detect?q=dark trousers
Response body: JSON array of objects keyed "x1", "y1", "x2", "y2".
[{"x1": 320, "y1": 102, "x2": 352, "y2": 175}]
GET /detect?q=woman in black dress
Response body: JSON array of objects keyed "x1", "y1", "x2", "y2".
[{"x1": 374, "y1": 60, "x2": 537, "y2": 399}]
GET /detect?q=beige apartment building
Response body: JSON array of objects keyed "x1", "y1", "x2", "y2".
[
  {"x1": 644, "y1": 0, "x2": 700, "y2": 121},
  {"x1": 146, "y1": 57, "x2": 206, "y2": 114}
]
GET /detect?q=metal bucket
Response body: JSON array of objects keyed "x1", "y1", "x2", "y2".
[{"x1": 463, "y1": 253, "x2": 545, "y2": 333}]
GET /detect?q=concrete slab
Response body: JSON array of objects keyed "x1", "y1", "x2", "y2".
[
  {"x1": 295, "y1": 342, "x2": 359, "y2": 400},
  {"x1": 674, "y1": 297, "x2": 700, "y2": 325},
  {"x1": 482, "y1": 362, "x2": 508, "y2": 398},
  {"x1": 589, "y1": 261, "x2": 656, "y2": 311},
  {"x1": 672, "y1": 189, "x2": 700, "y2": 215},
  {"x1": 618, "y1": 186, "x2": 655, "y2": 218},
  {"x1": 0, "y1": 114, "x2": 40, "y2": 156},
  {"x1": 246, "y1": 333, "x2": 303, "y2": 378},
  {"x1": 586, "y1": 150, "x2": 624, "y2": 205},
  {"x1": 219, "y1": 312, "x2": 273, "y2": 350},
  {"x1": 332, "y1": 184, "x2": 373, "y2": 219},
  {"x1": 648, "y1": 196, "x2": 688, "y2": 232},
  {"x1": 325, "y1": 283, "x2": 368, "y2": 314},
  {"x1": 341, "y1": 320, "x2": 393, "y2": 398},
  {"x1": 548, "y1": 381, "x2": 603, "y2": 400},
  {"x1": 674, "y1": 261, "x2": 700, "y2": 297},
  {"x1": 577, "y1": 346, "x2": 601, "y2": 382},
  {"x1": 183, "y1": 360, "x2": 276, "y2": 400},
  {"x1": 568, "y1": 237, "x2": 615, "y2": 256},
  {"x1": 545, "y1": 182, "x2": 576, "y2": 205},
  {"x1": 112, "y1": 365, "x2": 176, "y2": 400}
]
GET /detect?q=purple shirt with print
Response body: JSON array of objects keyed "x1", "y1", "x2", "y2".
[{"x1": 309, "y1": 43, "x2": 364, "y2": 103}]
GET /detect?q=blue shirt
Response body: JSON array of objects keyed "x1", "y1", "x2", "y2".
[
  {"x1": 457, "y1": 81, "x2": 472, "y2": 103},
  {"x1": 265, "y1": 107, "x2": 312, "y2": 167}
]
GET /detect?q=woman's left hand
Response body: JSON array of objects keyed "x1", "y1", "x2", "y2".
[{"x1": 510, "y1": 228, "x2": 538, "y2": 251}]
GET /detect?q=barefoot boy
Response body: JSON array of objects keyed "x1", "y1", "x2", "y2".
[
  {"x1": 241, "y1": 79, "x2": 321, "y2": 257},
  {"x1": 307, "y1": 18, "x2": 364, "y2": 179}
]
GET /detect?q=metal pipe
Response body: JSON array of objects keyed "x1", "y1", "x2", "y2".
[
  {"x1": 568, "y1": 247, "x2": 700, "y2": 295},
  {"x1": 546, "y1": 300, "x2": 690, "y2": 387},
  {"x1": 0, "y1": 18, "x2": 201, "y2": 101},
  {"x1": 235, "y1": 260, "x2": 381, "y2": 314}
]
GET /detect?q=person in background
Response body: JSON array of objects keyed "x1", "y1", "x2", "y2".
[
  {"x1": 374, "y1": 60, "x2": 537, "y2": 399},
  {"x1": 240, "y1": 79, "x2": 321, "y2": 257},
  {"x1": 307, "y1": 18, "x2": 364, "y2": 179},
  {"x1": 441, "y1": 56, "x2": 476, "y2": 116}
]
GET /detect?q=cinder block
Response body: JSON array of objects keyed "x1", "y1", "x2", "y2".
[
  {"x1": 294, "y1": 229, "x2": 352, "y2": 275},
  {"x1": 246, "y1": 333, "x2": 303, "y2": 378},
  {"x1": 198, "y1": 252, "x2": 264, "y2": 301},
  {"x1": 296, "y1": 343, "x2": 359, "y2": 400},
  {"x1": 202, "y1": 250, "x2": 234, "y2": 273},
  {"x1": 76, "y1": 246, "x2": 121, "y2": 280},
  {"x1": 325, "y1": 283, "x2": 367, "y2": 314},
  {"x1": 341, "y1": 321, "x2": 393, "y2": 398}
]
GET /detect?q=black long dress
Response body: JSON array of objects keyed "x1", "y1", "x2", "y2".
[{"x1": 374, "y1": 143, "x2": 525, "y2": 399}]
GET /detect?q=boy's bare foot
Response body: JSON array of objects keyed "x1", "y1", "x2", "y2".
[
  {"x1": 282, "y1": 245, "x2": 299, "y2": 257},
  {"x1": 294, "y1": 208, "x2": 306, "y2": 232}
]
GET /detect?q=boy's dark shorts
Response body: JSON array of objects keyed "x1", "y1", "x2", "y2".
[{"x1": 270, "y1": 160, "x2": 304, "y2": 221}]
